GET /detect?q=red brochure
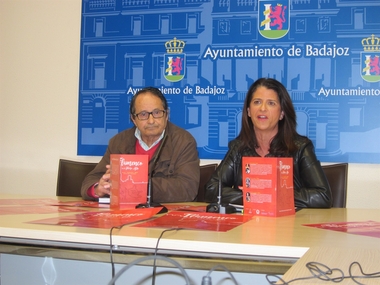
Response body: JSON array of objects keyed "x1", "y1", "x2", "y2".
[
  {"x1": 242, "y1": 157, "x2": 295, "y2": 217},
  {"x1": 134, "y1": 211, "x2": 251, "y2": 232},
  {"x1": 303, "y1": 220, "x2": 380, "y2": 239},
  {"x1": 110, "y1": 154, "x2": 149, "y2": 209}
]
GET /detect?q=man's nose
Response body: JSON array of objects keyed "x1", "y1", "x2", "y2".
[{"x1": 147, "y1": 113, "x2": 155, "y2": 122}]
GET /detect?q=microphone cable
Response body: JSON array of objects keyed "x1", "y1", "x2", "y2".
[
  {"x1": 109, "y1": 225, "x2": 123, "y2": 281},
  {"x1": 108, "y1": 216, "x2": 161, "y2": 283},
  {"x1": 152, "y1": 228, "x2": 185, "y2": 285}
]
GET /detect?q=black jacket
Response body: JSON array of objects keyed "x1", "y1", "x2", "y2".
[{"x1": 205, "y1": 136, "x2": 333, "y2": 209}]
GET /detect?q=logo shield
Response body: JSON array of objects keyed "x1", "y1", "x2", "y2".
[
  {"x1": 164, "y1": 37, "x2": 186, "y2": 82},
  {"x1": 258, "y1": 0, "x2": 289, "y2": 40},
  {"x1": 361, "y1": 35, "x2": 380, "y2": 82},
  {"x1": 164, "y1": 54, "x2": 186, "y2": 82}
]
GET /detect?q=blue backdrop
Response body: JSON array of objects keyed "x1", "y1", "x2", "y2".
[{"x1": 78, "y1": 0, "x2": 380, "y2": 163}]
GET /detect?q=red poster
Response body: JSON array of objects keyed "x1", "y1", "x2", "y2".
[
  {"x1": 110, "y1": 154, "x2": 149, "y2": 209},
  {"x1": 134, "y1": 211, "x2": 251, "y2": 232},
  {"x1": 0, "y1": 198, "x2": 59, "y2": 206},
  {"x1": 0, "y1": 206, "x2": 87, "y2": 215},
  {"x1": 51, "y1": 200, "x2": 109, "y2": 208},
  {"x1": 304, "y1": 220, "x2": 380, "y2": 239},
  {"x1": 28, "y1": 207, "x2": 162, "y2": 229},
  {"x1": 242, "y1": 157, "x2": 295, "y2": 217}
]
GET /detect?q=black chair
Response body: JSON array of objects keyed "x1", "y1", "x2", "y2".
[
  {"x1": 56, "y1": 159, "x2": 98, "y2": 197},
  {"x1": 196, "y1": 164, "x2": 218, "y2": 202},
  {"x1": 322, "y1": 163, "x2": 348, "y2": 208}
]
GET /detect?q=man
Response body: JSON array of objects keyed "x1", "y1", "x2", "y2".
[{"x1": 81, "y1": 87, "x2": 200, "y2": 202}]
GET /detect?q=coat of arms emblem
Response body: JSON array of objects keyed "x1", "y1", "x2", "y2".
[
  {"x1": 164, "y1": 37, "x2": 186, "y2": 82},
  {"x1": 361, "y1": 34, "x2": 380, "y2": 83},
  {"x1": 258, "y1": 0, "x2": 289, "y2": 40}
]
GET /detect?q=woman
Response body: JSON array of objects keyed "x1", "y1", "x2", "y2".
[{"x1": 205, "y1": 78, "x2": 332, "y2": 209}]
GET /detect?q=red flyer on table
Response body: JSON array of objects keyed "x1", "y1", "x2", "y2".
[
  {"x1": 134, "y1": 211, "x2": 251, "y2": 232},
  {"x1": 51, "y1": 200, "x2": 109, "y2": 208},
  {"x1": 0, "y1": 198, "x2": 59, "y2": 206},
  {"x1": 0, "y1": 198, "x2": 107, "y2": 208},
  {"x1": 0, "y1": 206, "x2": 87, "y2": 215},
  {"x1": 303, "y1": 220, "x2": 380, "y2": 239},
  {"x1": 28, "y1": 207, "x2": 162, "y2": 229}
]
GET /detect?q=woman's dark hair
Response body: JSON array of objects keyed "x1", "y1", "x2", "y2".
[
  {"x1": 129, "y1": 87, "x2": 168, "y2": 115},
  {"x1": 238, "y1": 78, "x2": 298, "y2": 156}
]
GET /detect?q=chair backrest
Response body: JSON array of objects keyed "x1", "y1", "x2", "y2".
[
  {"x1": 56, "y1": 159, "x2": 98, "y2": 197},
  {"x1": 321, "y1": 163, "x2": 348, "y2": 208},
  {"x1": 197, "y1": 163, "x2": 218, "y2": 202}
]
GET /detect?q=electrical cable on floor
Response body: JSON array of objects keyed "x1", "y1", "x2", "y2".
[
  {"x1": 201, "y1": 264, "x2": 239, "y2": 285},
  {"x1": 106, "y1": 255, "x2": 191, "y2": 285},
  {"x1": 266, "y1": 261, "x2": 380, "y2": 285}
]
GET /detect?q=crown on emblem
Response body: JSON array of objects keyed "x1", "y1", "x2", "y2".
[
  {"x1": 165, "y1": 37, "x2": 186, "y2": 53},
  {"x1": 362, "y1": 34, "x2": 380, "y2": 51}
]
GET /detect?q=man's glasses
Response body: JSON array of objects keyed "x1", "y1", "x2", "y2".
[{"x1": 134, "y1": 109, "x2": 166, "y2": 120}]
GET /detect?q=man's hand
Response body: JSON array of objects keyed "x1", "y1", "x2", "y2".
[{"x1": 95, "y1": 165, "x2": 111, "y2": 197}]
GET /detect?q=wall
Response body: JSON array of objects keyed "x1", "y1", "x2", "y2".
[{"x1": 0, "y1": 0, "x2": 379, "y2": 209}]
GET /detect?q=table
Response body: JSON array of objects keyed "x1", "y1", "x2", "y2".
[{"x1": 0, "y1": 194, "x2": 379, "y2": 284}]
